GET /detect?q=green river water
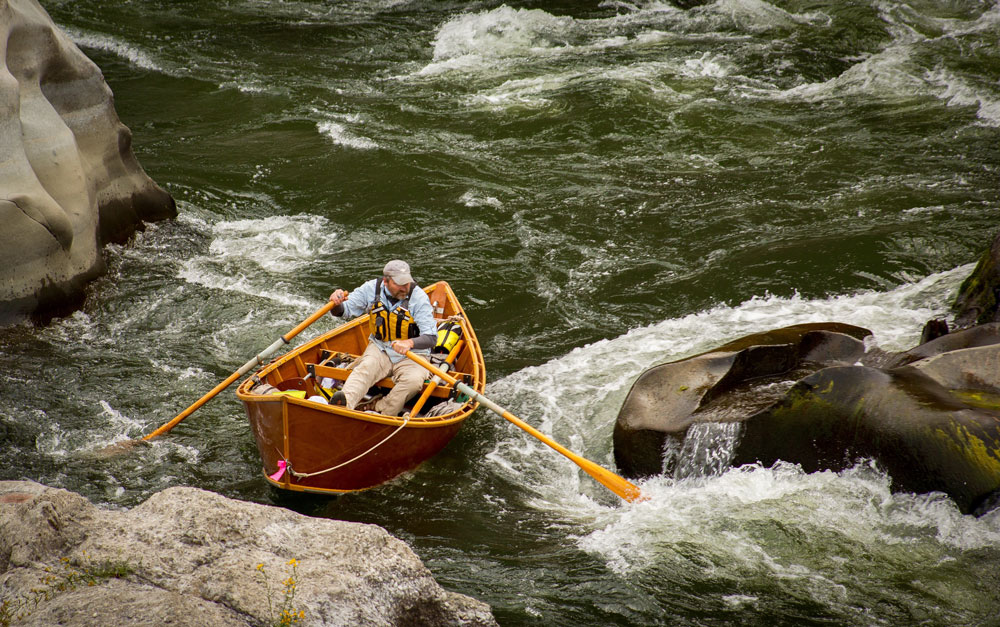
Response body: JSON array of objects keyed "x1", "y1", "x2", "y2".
[{"x1": 3, "y1": 0, "x2": 1000, "y2": 624}]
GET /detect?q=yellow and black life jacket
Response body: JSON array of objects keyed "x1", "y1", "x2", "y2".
[{"x1": 368, "y1": 278, "x2": 421, "y2": 342}]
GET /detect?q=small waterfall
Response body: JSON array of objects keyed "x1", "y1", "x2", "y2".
[{"x1": 665, "y1": 421, "x2": 744, "y2": 480}]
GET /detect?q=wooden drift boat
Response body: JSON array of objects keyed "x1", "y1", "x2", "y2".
[{"x1": 236, "y1": 281, "x2": 485, "y2": 495}]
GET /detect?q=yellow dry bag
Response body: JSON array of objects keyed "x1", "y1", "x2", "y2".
[{"x1": 435, "y1": 320, "x2": 462, "y2": 353}]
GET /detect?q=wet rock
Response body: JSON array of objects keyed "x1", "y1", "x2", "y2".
[
  {"x1": 732, "y1": 356, "x2": 1000, "y2": 515},
  {"x1": 0, "y1": 481, "x2": 497, "y2": 626},
  {"x1": 887, "y1": 323, "x2": 1000, "y2": 368},
  {"x1": 952, "y1": 231, "x2": 1000, "y2": 329},
  {"x1": 0, "y1": 0, "x2": 175, "y2": 324},
  {"x1": 919, "y1": 317, "x2": 949, "y2": 344},
  {"x1": 614, "y1": 321, "x2": 1000, "y2": 515},
  {"x1": 613, "y1": 322, "x2": 872, "y2": 478},
  {"x1": 903, "y1": 338, "x2": 1000, "y2": 392}
]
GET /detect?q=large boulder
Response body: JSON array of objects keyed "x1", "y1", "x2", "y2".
[
  {"x1": 0, "y1": 481, "x2": 497, "y2": 626},
  {"x1": 0, "y1": 0, "x2": 175, "y2": 323},
  {"x1": 614, "y1": 322, "x2": 1000, "y2": 515},
  {"x1": 613, "y1": 322, "x2": 872, "y2": 478}
]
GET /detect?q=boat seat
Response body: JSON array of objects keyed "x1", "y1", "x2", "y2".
[{"x1": 306, "y1": 363, "x2": 470, "y2": 400}]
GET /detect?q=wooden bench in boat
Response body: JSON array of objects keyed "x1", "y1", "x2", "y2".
[{"x1": 306, "y1": 362, "x2": 471, "y2": 400}]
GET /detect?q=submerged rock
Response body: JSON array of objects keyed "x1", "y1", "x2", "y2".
[
  {"x1": 0, "y1": 0, "x2": 175, "y2": 324},
  {"x1": 0, "y1": 481, "x2": 497, "y2": 626}
]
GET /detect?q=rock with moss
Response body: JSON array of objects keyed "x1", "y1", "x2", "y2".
[
  {"x1": 0, "y1": 0, "x2": 175, "y2": 324},
  {"x1": 613, "y1": 320, "x2": 1000, "y2": 515},
  {"x1": 0, "y1": 481, "x2": 497, "y2": 626},
  {"x1": 952, "y1": 231, "x2": 1000, "y2": 330},
  {"x1": 732, "y1": 347, "x2": 1000, "y2": 515}
]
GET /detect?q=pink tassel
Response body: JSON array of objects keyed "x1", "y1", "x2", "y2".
[{"x1": 269, "y1": 459, "x2": 287, "y2": 481}]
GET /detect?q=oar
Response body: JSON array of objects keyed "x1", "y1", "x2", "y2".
[
  {"x1": 404, "y1": 351, "x2": 645, "y2": 503},
  {"x1": 142, "y1": 300, "x2": 338, "y2": 441},
  {"x1": 406, "y1": 339, "x2": 465, "y2": 418}
]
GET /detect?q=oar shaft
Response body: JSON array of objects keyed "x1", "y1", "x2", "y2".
[
  {"x1": 144, "y1": 300, "x2": 338, "y2": 441},
  {"x1": 405, "y1": 351, "x2": 644, "y2": 503},
  {"x1": 283, "y1": 300, "x2": 338, "y2": 342},
  {"x1": 143, "y1": 337, "x2": 283, "y2": 440}
]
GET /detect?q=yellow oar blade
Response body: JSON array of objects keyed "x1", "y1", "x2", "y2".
[
  {"x1": 405, "y1": 351, "x2": 645, "y2": 503},
  {"x1": 497, "y1": 408, "x2": 645, "y2": 503}
]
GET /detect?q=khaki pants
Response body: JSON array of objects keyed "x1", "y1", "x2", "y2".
[{"x1": 341, "y1": 343, "x2": 428, "y2": 417}]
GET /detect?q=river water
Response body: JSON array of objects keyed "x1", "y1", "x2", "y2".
[{"x1": 4, "y1": 0, "x2": 1000, "y2": 624}]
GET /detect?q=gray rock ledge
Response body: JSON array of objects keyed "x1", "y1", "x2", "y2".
[
  {"x1": 1, "y1": 0, "x2": 176, "y2": 324},
  {"x1": 0, "y1": 481, "x2": 497, "y2": 626}
]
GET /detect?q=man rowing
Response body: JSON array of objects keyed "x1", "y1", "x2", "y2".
[{"x1": 326, "y1": 260, "x2": 436, "y2": 416}]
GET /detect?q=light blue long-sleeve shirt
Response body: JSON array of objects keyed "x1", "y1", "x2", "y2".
[{"x1": 339, "y1": 278, "x2": 437, "y2": 364}]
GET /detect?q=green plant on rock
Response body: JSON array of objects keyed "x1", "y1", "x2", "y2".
[{"x1": 256, "y1": 558, "x2": 306, "y2": 626}]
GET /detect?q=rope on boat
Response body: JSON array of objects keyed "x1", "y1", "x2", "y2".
[{"x1": 284, "y1": 411, "x2": 411, "y2": 479}]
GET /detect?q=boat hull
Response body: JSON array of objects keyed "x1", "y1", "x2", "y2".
[{"x1": 245, "y1": 396, "x2": 467, "y2": 493}]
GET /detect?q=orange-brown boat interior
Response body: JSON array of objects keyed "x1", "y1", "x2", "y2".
[{"x1": 236, "y1": 281, "x2": 485, "y2": 495}]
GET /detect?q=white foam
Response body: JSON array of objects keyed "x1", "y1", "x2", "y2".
[
  {"x1": 317, "y1": 120, "x2": 378, "y2": 150},
  {"x1": 177, "y1": 261, "x2": 314, "y2": 309},
  {"x1": 94, "y1": 400, "x2": 154, "y2": 445},
  {"x1": 577, "y1": 460, "x2": 1000, "y2": 576},
  {"x1": 680, "y1": 52, "x2": 731, "y2": 78},
  {"x1": 430, "y1": 6, "x2": 576, "y2": 63},
  {"x1": 36, "y1": 401, "x2": 148, "y2": 458},
  {"x1": 466, "y1": 74, "x2": 568, "y2": 109},
  {"x1": 411, "y1": 1, "x2": 829, "y2": 107},
  {"x1": 33, "y1": 411, "x2": 69, "y2": 457},
  {"x1": 925, "y1": 67, "x2": 1000, "y2": 127},
  {"x1": 781, "y1": 45, "x2": 926, "y2": 102},
  {"x1": 460, "y1": 190, "x2": 504, "y2": 209},
  {"x1": 415, "y1": 6, "x2": 636, "y2": 77},
  {"x1": 42, "y1": 310, "x2": 99, "y2": 345},
  {"x1": 206, "y1": 214, "x2": 339, "y2": 273},
  {"x1": 699, "y1": 0, "x2": 831, "y2": 33},
  {"x1": 218, "y1": 79, "x2": 274, "y2": 95},
  {"x1": 148, "y1": 358, "x2": 213, "y2": 381},
  {"x1": 760, "y1": 3, "x2": 1000, "y2": 127},
  {"x1": 460, "y1": 58, "x2": 695, "y2": 111},
  {"x1": 777, "y1": 45, "x2": 1000, "y2": 128},
  {"x1": 177, "y1": 214, "x2": 337, "y2": 308},
  {"x1": 63, "y1": 27, "x2": 163, "y2": 72},
  {"x1": 598, "y1": 62, "x2": 688, "y2": 100}
]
